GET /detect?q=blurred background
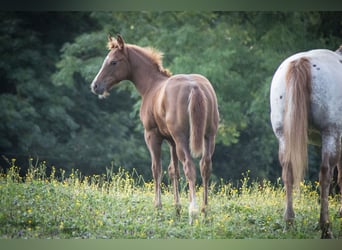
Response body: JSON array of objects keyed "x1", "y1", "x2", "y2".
[{"x1": 0, "y1": 12, "x2": 341, "y2": 184}]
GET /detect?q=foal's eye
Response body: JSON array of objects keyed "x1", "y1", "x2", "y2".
[{"x1": 110, "y1": 60, "x2": 117, "y2": 65}]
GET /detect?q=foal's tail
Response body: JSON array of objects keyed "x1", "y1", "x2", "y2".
[
  {"x1": 188, "y1": 85, "x2": 207, "y2": 158},
  {"x1": 283, "y1": 57, "x2": 312, "y2": 186}
]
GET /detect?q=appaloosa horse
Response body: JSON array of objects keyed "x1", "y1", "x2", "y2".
[
  {"x1": 270, "y1": 47, "x2": 342, "y2": 238},
  {"x1": 91, "y1": 35, "x2": 219, "y2": 224}
]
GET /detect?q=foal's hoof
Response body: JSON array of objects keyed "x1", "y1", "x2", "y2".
[
  {"x1": 284, "y1": 210, "x2": 295, "y2": 230},
  {"x1": 154, "y1": 203, "x2": 162, "y2": 211},
  {"x1": 175, "y1": 204, "x2": 182, "y2": 217},
  {"x1": 285, "y1": 219, "x2": 294, "y2": 228},
  {"x1": 189, "y1": 207, "x2": 200, "y2": 225},
  {"x1": 282, "y1": 217, "x2": 295, "y2": 233},
  {"x1": 201, "y1": 206, "x2": 207, "y2": 215}
]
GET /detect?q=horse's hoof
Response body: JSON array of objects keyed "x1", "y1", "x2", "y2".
[
  {"x1": 320, "y1": 221, "x2": 333, "y2": 239},
  {"x1": 321, "y1": 230, "x2": 333, "y2": 239}
]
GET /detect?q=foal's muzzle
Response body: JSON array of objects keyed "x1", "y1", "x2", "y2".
[
  {"x1": 91, "y1": 81, "x2": 104, "y2": 95},
  {"x1": 91, "y1": 81, "x2": 110, "y2": 99}
]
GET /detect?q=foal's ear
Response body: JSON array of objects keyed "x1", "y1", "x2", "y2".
[{"x1": 116, "y1": 34, "x2": 125, "y2": 50}]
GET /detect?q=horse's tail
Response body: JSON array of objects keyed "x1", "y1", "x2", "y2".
[
  {"x1": 188, "y1": 85, "x2": 207, "y2": 158},
  {"x1": 283, "y1": 57, "x2": 312, "y2": 187}
]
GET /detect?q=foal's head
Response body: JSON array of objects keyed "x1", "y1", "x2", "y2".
[{"x1": 91, "y1": 35, "x2": 130, "y2": 98}]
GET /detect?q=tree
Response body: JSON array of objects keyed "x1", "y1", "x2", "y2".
[{"x1": 0, "y1": 12, "x2": 102, "y2": 173}]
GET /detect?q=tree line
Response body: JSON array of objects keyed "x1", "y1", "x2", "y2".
[{"x1": 0, "y1": 12, "x2": 341, "y2": 183}]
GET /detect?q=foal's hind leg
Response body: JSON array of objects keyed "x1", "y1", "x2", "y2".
[
  {"x1": 167, "y1": 141, "x2": 181, "y2": 215},
  {"x1": 319, "y1": 131, "x2": 341, "y2": 238},
  {"x1": 173, "y1": 137, "x2": 199, "y2": 224},
  {"x1": 200, "y1": 135, "x2": 215, "y2": 215}
]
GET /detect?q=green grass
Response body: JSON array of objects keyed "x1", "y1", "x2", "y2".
[{"x1": 0, "y1": 159, "x2": 341, "y2": 239}]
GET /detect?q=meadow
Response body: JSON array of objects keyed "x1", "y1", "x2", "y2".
[{"x1": 0, "y1": 159, "x2": 341, "y2": 239}]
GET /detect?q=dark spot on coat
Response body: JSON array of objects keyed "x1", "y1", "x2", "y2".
[
  {"x1": 313, "y1": 64, "x2": 320, "y2": 70},
  {"x1": 339, "y1": 60, "x2": 342, "y2": 64},
  {"x1": 280, "y1": 95, "x2": 283, "y2": 99}
]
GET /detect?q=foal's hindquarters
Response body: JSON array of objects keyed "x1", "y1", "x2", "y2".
[{"x1": 148, "y1": 74, "x2": 218, "y2": 224}]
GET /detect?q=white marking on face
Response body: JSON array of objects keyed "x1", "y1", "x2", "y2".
[{"x1": 91, "y1": 55, "x2": 109, "y2": 89}]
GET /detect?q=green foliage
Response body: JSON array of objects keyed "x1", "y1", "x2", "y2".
[
  {"x1": 1, "y1": 162, "x2": 341, "y2": 239},
  {"x1": 0, "y1": 13, "x2": 79, "y2": 157},
  {"x1": 52, "y1": 32, "x2": 107, "y2": 87}
]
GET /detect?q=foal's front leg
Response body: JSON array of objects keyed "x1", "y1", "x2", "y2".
[{"x1": 144, "y1": 129, "x2": 163, "y2": 209}]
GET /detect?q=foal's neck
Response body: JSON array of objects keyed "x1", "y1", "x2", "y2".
[{"x1": 128, "y1": 47, "x2": 169, "y2": 97}]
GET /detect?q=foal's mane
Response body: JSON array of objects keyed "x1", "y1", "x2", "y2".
[{"x1": 107, "y1": 39, "x2": 172, "y2": 77}]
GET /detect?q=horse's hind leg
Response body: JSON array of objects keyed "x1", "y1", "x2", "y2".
[
  {"x1": 200, "y1": 135, "x2": 215, "y2": 215},
  {"x1": 282, "y1": 165, "x2": 295, "y2": 226},
  {"x1": 167, "y1": 141, "x2": 181, "y2": 215},
  {"x1": 319, "y1": 131, "x2": 341, "y2": 238},
  {"x1": 278, "y1": 139, "x2": 295, "y2": 225},
  {"x1": 337, "y1": 139, "x2": 342, "y2": 218},
  {"x1": 338, "y1": 158, "x2": 342, "y2": 217}
]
